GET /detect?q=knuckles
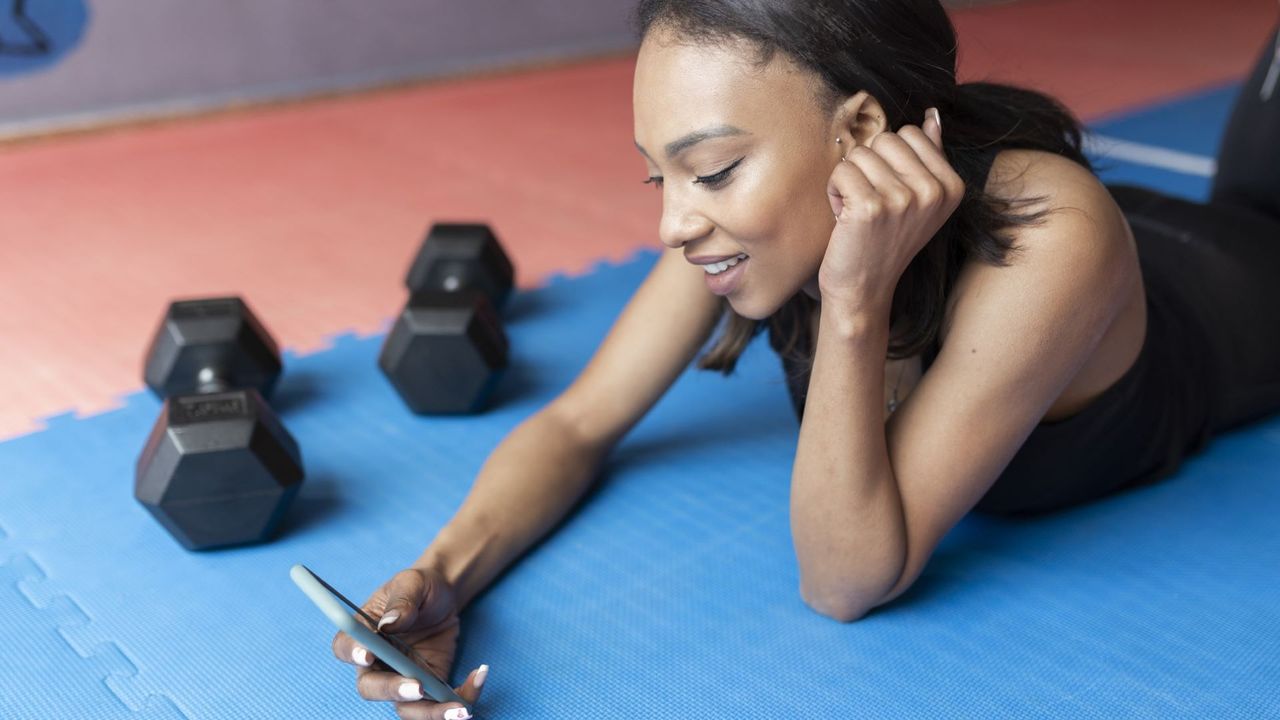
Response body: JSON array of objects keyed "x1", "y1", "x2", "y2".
[
  {"x1": 831, "y1": 142, "x2": 968, "y2": 221},
  {"x1": 855, "y1": 197, "x2": 885, "y2": 220},
  {"x1": 356, "y1": 670, "x2": 388, "y2": 701},
  {"x1": 916, "y1": 179, "x2": 944, "y2": 208},
  {"x1": 884, "y1": 190, "x2": 913, "y2": 213}
]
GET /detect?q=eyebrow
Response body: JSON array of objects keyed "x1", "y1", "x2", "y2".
[{"x1": 634, "y1": 124, "x2": 749, "y2": 161}]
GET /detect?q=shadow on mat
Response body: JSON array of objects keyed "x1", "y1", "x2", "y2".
[
  {"x1": 277, "y1": 473, "x2": 345, "y2": 539},
  {"x1": 272, "y1": 369, "x2": 325, "y2": 415}
]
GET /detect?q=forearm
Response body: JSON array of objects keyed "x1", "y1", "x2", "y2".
[
  {"x1": 791, "y1": 305, "x2": 907, "y2": 621},
  {"x1": 411, "y1": 408, "x2": 609, "y2": 609}
]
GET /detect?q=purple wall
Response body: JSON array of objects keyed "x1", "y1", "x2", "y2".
[{"x1": 0, "y1": 0, "x2": 638, "y2": 137}]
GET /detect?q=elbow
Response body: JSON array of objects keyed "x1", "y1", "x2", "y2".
[
  {"x1": 798, "y1": 581, "x2": 880, "y2": 624},
  {"x1": 797, "y1": 553, "x2": 906, "y2": 624},
  {"x1": 808, "y1": 601, "x2": 871, "y2": 624}
]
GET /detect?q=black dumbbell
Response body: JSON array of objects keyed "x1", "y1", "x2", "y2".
[
  {"x1": 135, "y1": 297, "x2": 305, "y2": 551},
  {"x1": 379, "y1": 223, "x2": 516, "y2": 414}
]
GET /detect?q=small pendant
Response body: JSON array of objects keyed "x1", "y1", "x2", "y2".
[{"x1": 887, "y1": 395, "x2": 899, "y2": 414}]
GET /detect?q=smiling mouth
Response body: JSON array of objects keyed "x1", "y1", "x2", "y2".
[{"x1": 701, "y1": 253, "x2": 748, "y2": 275}]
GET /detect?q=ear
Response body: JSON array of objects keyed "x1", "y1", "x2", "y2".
[{"x1": 831, "y1": 90, "x2": 888, "y2": 148}]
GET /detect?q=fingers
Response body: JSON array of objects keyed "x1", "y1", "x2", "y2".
[
  {"x1": 924, "y1": 107, "x2": 942, "y2": 147},
  {"x1": 378, "y1": 568, "x2": 430, "y2": 632},
  {"x1": 350, "y1": 660, "x2": 489, "y2": 704},
  {"x1": 393, "y1": 701, "x2": 474, "y2": 720},
  {"x1": 357, "y1": 665, "x2": 428, "y2": 702},
  {"x1": 834, "y1": 108, "x2": 963, "y2": 218},
  {"x1": 894, "y1": 125, "x2": 948, "y2": 181},
  {"x1": 844, "y1": 142, "x2": 915, "y2": 214},
  {"x1": 895, "y1": 124, "x2": 965, "y2": 206},
  {"x1": 862, "y1": 132, "x2": 940, "y2": 207},
  {"x1": 827, "y1": 156, "x2": 878, "y2": 220},
  {"x1": 332, "y1": 631, "x2": 376, "y2": 667},
  {"x1": 389, "y1": 665, "x2": 489, "y2": 720},
  {"x1": 453, "y1": 663, "x2": 489, "y2": 707}
]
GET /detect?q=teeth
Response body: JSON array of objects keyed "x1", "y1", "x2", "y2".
[{"x1": 703, "y1": 254, "x2": 748, "y2": 275}]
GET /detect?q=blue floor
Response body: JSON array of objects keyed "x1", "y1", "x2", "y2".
[
  {"x1": 2, "y1": 82, "x2": 1278, "y2": 719},
  {"x1": 1087, "y1": 82, "x2": 1240, "y2": 201}
]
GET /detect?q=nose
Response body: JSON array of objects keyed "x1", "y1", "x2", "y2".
[{"x1": 657, "y1": 191, "x2": 712, "y2": 250}]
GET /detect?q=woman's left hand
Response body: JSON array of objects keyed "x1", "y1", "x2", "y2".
[{"x1": 819, "y1": 108, "x2": 966, "y2": 314}]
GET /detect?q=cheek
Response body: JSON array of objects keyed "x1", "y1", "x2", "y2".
[
  {"x1": 732, "y1": 224, "x2": 827, "y2": 319},
  {"x1": 726, "y1": 163, "x2": 832, "y2": 313},
  {"x1": 766, "y1": 196, "x2": 831, "y2": 279}
]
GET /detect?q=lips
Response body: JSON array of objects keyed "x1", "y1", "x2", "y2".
[
  {"x1": 687, "y1": 252, "x2": 749, "y2": 266},
  {"x1": 703, "y1": 255, "x2": 748, "y2": 296},
  {"x1": 700, "y1": 253, "x2": 747, "y2": 275}
]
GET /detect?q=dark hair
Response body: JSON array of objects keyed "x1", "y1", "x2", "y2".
[{"x1": 631, "y1": 0, "x2": 1092, "y2": 374}]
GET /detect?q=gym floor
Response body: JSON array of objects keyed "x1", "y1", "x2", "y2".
[{"x1": 3, "y1": 1, "x2": 1279, "y2": 718}]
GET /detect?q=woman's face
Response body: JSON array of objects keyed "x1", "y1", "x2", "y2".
[{"x1": 632, "y1": 27, "x2": 849, "y2": 319}]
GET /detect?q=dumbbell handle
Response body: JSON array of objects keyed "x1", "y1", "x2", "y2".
[{"x1": 195, "y1": 367, "x2": 232, "y2": 394}]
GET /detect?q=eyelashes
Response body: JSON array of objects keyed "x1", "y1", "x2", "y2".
[
  {"x1": 694, "y1": 159, "x2": 740, "y2": 187},
  {"x1": 643, "y1": 157, "x2": 745, "y2": 190}
]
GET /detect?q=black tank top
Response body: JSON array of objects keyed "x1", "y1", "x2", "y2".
[{"x1": 769, "y1": 147, "x2": 1216, "y2": 516}]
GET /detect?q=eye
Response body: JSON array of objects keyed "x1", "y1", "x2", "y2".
[
  {"x1": 640, "y1": 157, "x2": 745, "y2": 191},
  {"x1": 693, "y1": 158, "x2": 744, "y2": 188}
]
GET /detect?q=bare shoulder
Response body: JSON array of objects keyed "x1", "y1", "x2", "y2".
[
  {"x1": 940, "y1": 148, "x2": 1137, "y2": 335},
  {"x1": 992, "y1": 147, "x2": 1135, "y2": 275},
  {"x1": 987, "y1": 148, "x2": 1133, "y2": 255},
  {"x1": 988, "y1": 147, "x2": 1100, "y2": 193}
]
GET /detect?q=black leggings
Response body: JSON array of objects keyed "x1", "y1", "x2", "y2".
[{"x1": 1106, "y1": 24, "x2": 1280, "y2": 436}]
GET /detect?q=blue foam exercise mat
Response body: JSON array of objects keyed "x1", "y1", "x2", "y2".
[
  {"x1": 3, "y1": 249, "x2": 1279, "y2": 719},
  {"x1": 3, "y1": 84, "x2": 1279, "y2": 718}
]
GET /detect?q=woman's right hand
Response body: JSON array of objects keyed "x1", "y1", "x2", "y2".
[{"x1": 331, "y1": 566, "x2": 488, "y2": 720}]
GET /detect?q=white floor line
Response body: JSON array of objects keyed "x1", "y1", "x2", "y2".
[{"x1": 1083, "y1": 133, "x2": 1217, "y2": 178}]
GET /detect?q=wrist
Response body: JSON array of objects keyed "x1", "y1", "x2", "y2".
[
  {"x1": 412, "y1": 522, "x2": 497, "y2": 610},
  {"x1": 412, "y1": 528, "x2": 469, "y2": 595},
  {"x1": 411, "y1": 544, "x2": 450, "y2": 577},
  {"x1": 817, "y1": 296, "x2": 891, "y2": 341}
]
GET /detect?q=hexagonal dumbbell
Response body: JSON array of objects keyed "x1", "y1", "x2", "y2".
[
  {"x1": 379, "y1": 223, "x2": 516, "y2": 414},
  {"x1": 135, "y1": 297, "x2": 304, "y2": 550}
]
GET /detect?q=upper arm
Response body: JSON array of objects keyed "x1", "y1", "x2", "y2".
[
  {"x1": 873, "y1": 156, "x2": 1136, "y2": 608},
  {"x1": 547, "y1": 246, "x2": 723, "y2": 451}
]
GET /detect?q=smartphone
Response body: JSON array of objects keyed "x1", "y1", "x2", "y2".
[{"x1": 290, "y1": 564, "x2": 474, "y2": 715}]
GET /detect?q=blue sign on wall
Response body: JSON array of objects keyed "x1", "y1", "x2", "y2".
[{"x1": 0, "y1": 0, "x2": 89, "y2": 76}]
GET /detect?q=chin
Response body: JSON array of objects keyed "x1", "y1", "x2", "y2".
[{"x1": 726, "y1": 291, "x2": 787, "y2": 322}]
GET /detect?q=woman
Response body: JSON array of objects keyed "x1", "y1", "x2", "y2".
[{"x1": 331, "y1": 2, "x2": 1280, "y2": 717}]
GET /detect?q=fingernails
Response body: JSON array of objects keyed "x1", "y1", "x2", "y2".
[
  {"x1": 474, "y1": 664, "x2": 489, "y2": 690},
  {"x1": 378, "y1": 611, "x2": 400, "y2": 630},
  {"x1": 352, "y1": 646, "x2": 372, "y2": 667},
  {"x1": 444, "y1": 708, "x2": 472, "y2": 720},
  {"x1": 397, "y1": 681, "x2": 423, "y2": 700},
  {"x1": 930, "y1": 107, "x2": 942, "y2": 130}
]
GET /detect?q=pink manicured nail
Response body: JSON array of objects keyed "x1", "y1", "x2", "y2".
[
  {"x1": 474, "y1": 664, "x2": 489, "y2": 690},
  {"x1": 931, "y1": 108, "x2": 942, "y2": 130},
  {"x1": 444, "y1": 708, "x2": 472, "y2": 720}
]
